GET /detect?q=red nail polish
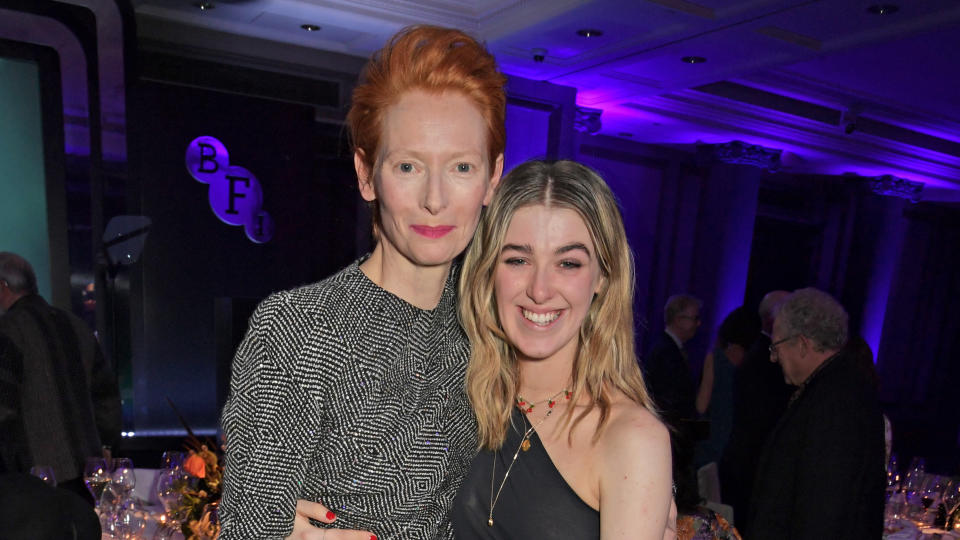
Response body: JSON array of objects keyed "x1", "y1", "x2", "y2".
[
  {"x1": 325, "y1": 511, "x2": 336, "y2": 520},
  {"x1": 370, "y1": 536, "x2": 377, "y2": 540}
]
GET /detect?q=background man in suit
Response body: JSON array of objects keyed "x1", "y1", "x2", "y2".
[
  {"x1": 721, "y1": 290, "x2": 793, "y2": 525},
  {"x1": 748, "y1": 287, "x2": 885, "y2": 539},
  {"x1": 0, "y1": 252, "x2": 120, "y2": 502},
  {"x1": 644, "y1": 293, "x2": 702, "y2": 510}
]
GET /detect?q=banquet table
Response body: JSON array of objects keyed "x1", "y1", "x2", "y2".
[
  {"x1": 884, "y1": 518, "x2": 960, "y2": 540},
  {"x1": 100, "y1": 468, "x2": 185, "y2": 539}
]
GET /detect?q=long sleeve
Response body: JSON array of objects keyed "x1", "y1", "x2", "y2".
[
  {"x1": 219, "y1": 293, "x2": 324, "y2": 539},
  {"x1": 0, "y1": 333, "x2": 26, "y2": 473},
  {"x1": 219, "y1": 260, "x2": 475, "y2": 539}
]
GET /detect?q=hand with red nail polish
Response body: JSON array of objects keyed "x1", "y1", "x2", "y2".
[{"x1": 286, "y1": 499, "x2": 376, "y2": 540}]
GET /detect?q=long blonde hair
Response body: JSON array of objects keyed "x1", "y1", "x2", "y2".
[{"x1": 459, "y1": 160, "x2": 657, "y2": 450}]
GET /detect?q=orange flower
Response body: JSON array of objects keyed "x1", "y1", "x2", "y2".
[{"x1": 183, "y1": 452, "x2": 206, "y2": 478}]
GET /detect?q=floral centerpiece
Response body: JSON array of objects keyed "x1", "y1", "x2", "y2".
[
  {"x1": 176, "y1": 439, "x2": 223, "y2": 539},
  {"x1": 166, "y1": 398, "x2": 223, "y2": 540}
]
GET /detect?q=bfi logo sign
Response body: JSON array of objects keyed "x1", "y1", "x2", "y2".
[{"x1": 185, "y1": 136, "x2": 274, "y2": 243}]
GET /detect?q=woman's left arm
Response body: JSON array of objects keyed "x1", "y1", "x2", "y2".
[{"x1": 599, "y1": 411, "x2": 674, "y2": 540}]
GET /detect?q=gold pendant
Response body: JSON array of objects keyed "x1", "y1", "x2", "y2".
[
  {"x1": 488, "y1": 518, "x2": 494, "y2": 527},
  {"x1": 520, "y1": 438, "x2": 531, "y2": 452}
]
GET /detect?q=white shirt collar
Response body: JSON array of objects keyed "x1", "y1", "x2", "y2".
[{"x1": 664, "y1": 328, "x2": 684, "y2": 350}]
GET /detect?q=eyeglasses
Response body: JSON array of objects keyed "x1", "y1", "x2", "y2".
[
  {"x1": 769, "y1": 335, "x2": 798, "y2": 355},
  {"x1": 677, "y1": 314, "x2": 701, "y2": 322}
]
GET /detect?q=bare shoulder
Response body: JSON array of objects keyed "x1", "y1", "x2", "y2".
[
  {"x1": 596, "y1": 393, "x2": 673, "y2": 538},
  {"x1": 600, "y1": 394, "x2": 670, "y2": 459}
]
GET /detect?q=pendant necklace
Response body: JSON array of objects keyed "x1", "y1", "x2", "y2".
[{"x1": 487, "y1": 388, "x2": 571, "y2": 527}]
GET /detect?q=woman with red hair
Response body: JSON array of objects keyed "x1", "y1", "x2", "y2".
[{"x1": 219, "y1": 26, "x2": 505, "y2": 540}]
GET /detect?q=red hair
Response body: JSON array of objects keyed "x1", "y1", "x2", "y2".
[{"x1": 347, "y1": 25, "x2": 507, "y2": 172}]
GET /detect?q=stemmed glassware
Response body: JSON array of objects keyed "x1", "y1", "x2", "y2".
[
  {"x1": 115, "y1": 497, "x2": 147, "y2": 539},
  {"x1": 155, "y1": 450, "x2": 188, "y2": 538},
  {"x1": 112, "y1": 457, "x2": 136, "y2": 496},
  {"x1": 901, "y1": 457, "x2": 927, "y2": 520},
  {"x1": 161, "y1": 451, "x2": 185, "y2": 470},
  {"x1": 919, "y1": 474, "x2": 946, "y2": 525},
  {"x1": 83, "y1": 457, "x2": 110, "y2": 510},
  {"x1": 29, "y1": 465, "x2": 57, "y2": 487},
  {"x1": 940, "y1": 477, "x2": 960, "y2": 530},
  {"x1": 97, "y1": 456, "x2": 140, "y2": 539}
]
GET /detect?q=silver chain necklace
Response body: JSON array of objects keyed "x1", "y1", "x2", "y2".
[{"x1": 487, "y1": 390, "x2": 569, "y2": 527}]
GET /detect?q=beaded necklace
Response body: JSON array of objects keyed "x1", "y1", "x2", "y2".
[
  {"x1": 487, "y1": 388, "x2": 571, "y2": 527},
  {"x1": 516, "y1": 388, "x2": 573, "y2": 414}
]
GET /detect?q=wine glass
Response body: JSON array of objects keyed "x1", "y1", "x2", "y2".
[
  {"x1": 152, "y1": 520, "x2": 178, "y2": 540},
  {"x1": 156, "y1": 466, "x2": 187, "y2": 530},
  {"x1": 886, "y1": 452, "x2": 900, "y2": 501},
  {"x1": 904, "y1": 457, "x2": 926, "y2": 488},
  {"x1": 115, "y1": 497, "x2": 147, "y2": 539},
  {"x1": 919, "y1": 474, "x2": 946, "y2": 525},
  {"x1": 902, "y1": 458, "x2": 927, "y2": 519},
  {"x1": 111, "y1": 457, "x2": 136, "y2": 496},
  {"x1": 29, "y1": 465, "x2": 56, "y2": 487},
  {"x1": 83, "y1": 457, "x2": 110, "y2": 510},
  {"x1": 941, "y1": 477, "x2": 960, "y2": 528},
  {"x1": 161, "y1": 451, "x2": 185, "y2": 471}
]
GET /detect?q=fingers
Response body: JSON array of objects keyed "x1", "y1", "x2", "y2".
[
  {"x1": 296, "y1": 499, "x2": 337, "y2": 524},
  {"x1": 287, "y1": 524, "x2": 377, "y2": 540},
  {"x1": 286, "y1": 512, "x2": 322, "y2": 540},
  {"x1": 286, "y1": 501, "x2": 377, "y2": 540},
  {"x1": 326, "y1": 530, "x2": 377, "y2": 540}
]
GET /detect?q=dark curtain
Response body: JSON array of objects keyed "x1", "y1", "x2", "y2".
[{"x1": 877, "y1": 204, "x2": 960, "y2": 473}]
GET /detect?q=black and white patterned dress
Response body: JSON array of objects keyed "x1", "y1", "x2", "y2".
[{"x1": 219, "y1": 258, "x2": 477, "y2": 539}]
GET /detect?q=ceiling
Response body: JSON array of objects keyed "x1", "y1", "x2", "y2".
[{"x1": 132, "y1": 0, "x2": 960, "y2": 197}]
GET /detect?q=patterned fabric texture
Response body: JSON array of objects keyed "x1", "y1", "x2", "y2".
[
  {"x1": 0, "y1": 294, "x2": 120, "y2": 481},
  {"x1": 677, "y1": 506, "x2": 742, "y2": 540},
  {"x1": 219, "y1": 259, "x2": 477, "y2": 539}
]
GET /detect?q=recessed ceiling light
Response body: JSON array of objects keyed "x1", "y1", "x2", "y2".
[
  {"x1": 300, "y1": 24, "x2": 321, "y2": 32},
  {"x1": 681, "y1": 56, "x2": 707, "y2": 64},
  {"x1": 192, "y1": 1, "x2": 214, "y2": 10},
  {"x1": 576, "y1": 29, "x2": 604, "y2": 38},
  {"x1": 867, "y1": 4, "x2": 899, "y2": 15}
]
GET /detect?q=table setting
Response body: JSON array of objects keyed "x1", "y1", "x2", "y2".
[{"x1": 883, "y1": 456, "x2": 960, "y2": 540}]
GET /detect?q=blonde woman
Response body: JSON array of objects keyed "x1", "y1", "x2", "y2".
[{"x1": 452, "y1": 160, "x2": 674, "y2": 539}]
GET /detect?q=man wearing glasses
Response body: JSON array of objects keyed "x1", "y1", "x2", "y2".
[{"x1": 747, "y1": 287, "x2": 884, "y2": 539}]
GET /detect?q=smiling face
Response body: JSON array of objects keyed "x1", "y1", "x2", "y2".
[
  {"x1": 494, "y1": 204, "x2": 605, "y2": 364},
  {"x1": 357, "y1": 89, "x2": 503, "y2": 270}
]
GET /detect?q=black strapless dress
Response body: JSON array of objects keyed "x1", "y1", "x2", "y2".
[{"x1": 451, "y1": 408, "x2": 600, "y2": 539}]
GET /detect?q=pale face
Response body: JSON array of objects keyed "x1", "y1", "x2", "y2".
[
  {"x1": 494, "y1": 205, "x2": 605, "y2": 364},
  {"x1": 357, "y1": 90, "x2": 503, "y2": 269}
]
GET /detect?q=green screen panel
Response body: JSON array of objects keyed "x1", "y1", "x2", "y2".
[{"x1": 0, "y1": 57, "x2": 51, "y2": 299}]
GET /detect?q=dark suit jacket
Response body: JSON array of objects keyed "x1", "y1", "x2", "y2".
[
  {"x1": 644, "y1": 330, "x2": 702, "y2": 510},
  {"x1": 643, "y1": 330, "x2": 696, "y2": 425},
  {"x1": 0, "y1": 295, "x2": 120, "y2": 481},
  {"x1": 720, "y1": 334, "x2": 793, "y2": 524},
  {"x1": 747, "y1": 350, "x2": 885, "y2": 540}
]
